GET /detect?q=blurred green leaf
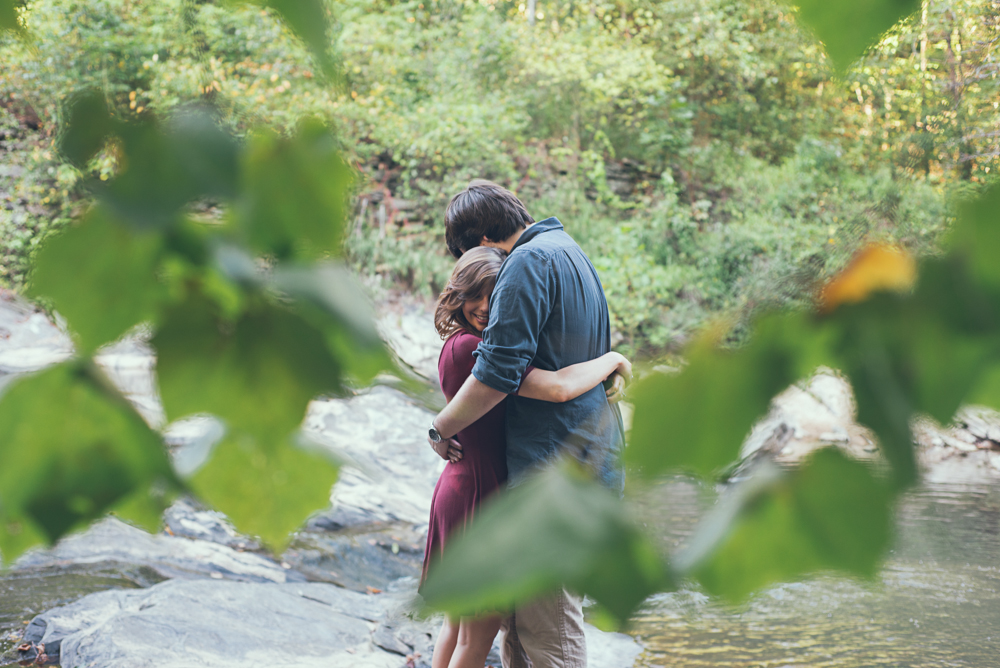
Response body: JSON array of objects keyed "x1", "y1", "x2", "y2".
[
  {"x1": 682, "y1": 448, "x2": 892, "y2": 602},
  {"x1": 627, "y1": 315, "x2": 805, "y2": 479},
  {"x1": 968, "y1": 361, "x2": 1000, "y2": 410},
  {"x1": 794, "y1": 0, "x2": 921, "y2": 74},
  {"x1": 271, "y1": 262, "x2": 393, "y2": 386},
  {"x1": 421, "y1": 462, "x2": 672, "y2": 625},
  {"x1": 272, "y1": 262, "x2": 380, "y2": 345},
  {"x1": 189, "y1": 432, "x2": 339, "y2": 550},
  {"x1": 0, "y1": 515, "x2": 47, "y2": 567},
  {"x1": 59, "y1": 91, "x2": 117, "y2": 168},
  {"x1": 152, "y1": 294, "x2": 344, "y2": 440},
  {"x1": 103, "y1": 111, "x2": 239, "y2": 228},
  {"x1": 949, "y1": 184, "x2": 1000, "y2": 291},
  {"x1": 0, "y1": 0, "x2": 19, "y2": 32},
  {"x1": 109, "y1": 480, "x2": 178, "y2": 534},
  {"x1": 29, "y1": 208, "x2": 164, "y2": 353},
  {"x1": 902, "y1": 259, "x2": 1000, "y2": 423},
  {"x1": 239, "y1": 120, "x2": 352, "y2": 259},
  {"x1": 828, "y1": 263, "x2": 999, "y2": 489},
  {"x1": 260, "y1": 0, "x2": 336, "y2": 77},
  {"x1": 834, "y1": 305, "x2": 920, "y2": 489},
  {"x1": 168, "y1": 109, "x2": 242, "y2": 200},
  {"x1": 0, "y1": 362, "x2": 180, "y2": 553}
]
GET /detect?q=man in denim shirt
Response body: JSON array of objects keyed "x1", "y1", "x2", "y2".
[{"x1": 428, "y1": 180, "x2": 624, "y2": 668}]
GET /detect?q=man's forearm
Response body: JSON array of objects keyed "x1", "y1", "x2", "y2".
[{"x1": 434, "y1": 374, "x2": 507, "y2": 438}]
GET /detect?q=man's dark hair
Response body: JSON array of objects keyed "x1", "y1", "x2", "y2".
[{"x1": 444, "y1": 179, "x2": 534, "y2": 258}]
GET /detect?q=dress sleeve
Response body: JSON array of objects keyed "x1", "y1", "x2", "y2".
[
  {"x1": 472, "y1": 250, "x2": 554, "y2": 394},
  {"x1": 439, "y1": 332, "x2": 481, "y2": 400}
]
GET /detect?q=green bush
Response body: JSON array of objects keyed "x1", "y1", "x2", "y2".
[{"x1": 2, "y1": 0, "x2": 992, "y2": 353}]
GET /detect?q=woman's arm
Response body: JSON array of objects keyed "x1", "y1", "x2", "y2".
[{"x1": 519, "y1": 352, "x2": 631, "y2": 403}]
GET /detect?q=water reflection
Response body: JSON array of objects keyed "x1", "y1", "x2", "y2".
[{"x1": 630, "y1": 479, "x2": 1000, "y2": 667}]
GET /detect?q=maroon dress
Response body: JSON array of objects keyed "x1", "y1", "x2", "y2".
[{"x1": 420, "y1": 331, "x2": 530, "y2": 588}]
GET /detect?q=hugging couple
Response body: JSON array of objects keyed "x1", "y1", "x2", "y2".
[{"x1": 420, "y1": 180, "x2": 630, "y2": 668}]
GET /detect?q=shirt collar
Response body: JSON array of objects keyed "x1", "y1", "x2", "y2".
[{"x1": 512, "y1": 217, "x2": 563, "y2": 252}]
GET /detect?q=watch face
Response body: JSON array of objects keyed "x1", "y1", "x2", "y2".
[{"x1": 429, "y1": 427, "x2": 442, "y2": 442}]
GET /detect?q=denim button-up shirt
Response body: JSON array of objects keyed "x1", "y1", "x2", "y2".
[{"x1": 472, "y1": 218, "x2": 625, "y2": 491}]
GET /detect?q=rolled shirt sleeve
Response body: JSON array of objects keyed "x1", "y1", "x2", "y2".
[{"x1": 472, "y1": 249, "x2": 553, "y2": 394}]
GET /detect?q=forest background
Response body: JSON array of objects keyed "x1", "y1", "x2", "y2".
[{"x1": 2, "y1": 0, "x2": 998, "y2": 358}]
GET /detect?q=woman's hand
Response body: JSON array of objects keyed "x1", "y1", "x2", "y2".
[
  {"x1": 605, "y1": 372, "x2": 627, "y2": 403},
  {"x1": 604, "y1": 353, "x2": 632, "y2": 403},
  {"x1": 605, "y1": 373, "x2": 626, "y2": 402}
]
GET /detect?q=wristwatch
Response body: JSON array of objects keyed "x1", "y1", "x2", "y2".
[{"x1": 428, "y1": 425, "x2": 444, "y2": 443}]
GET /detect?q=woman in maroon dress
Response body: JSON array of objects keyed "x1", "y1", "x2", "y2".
[{"x1": 422, "y1": 246, "x2": 631, "y2": 668}]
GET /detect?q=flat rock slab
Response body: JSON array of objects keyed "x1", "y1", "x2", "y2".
[
  {"x1": 6, "y1": 578, "x2": 641, "y2": 668},
  {"x1": 8, "y1": 579, "x2": 401, "y2": 668},
  {"x1": 284, "y1": 524, "x2": 425, "y2": 592},
  {"x1": 15, "y1": 518, "x2": 297, "y2": 584}
]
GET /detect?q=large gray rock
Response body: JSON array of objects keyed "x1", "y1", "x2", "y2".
[
  {"x1": 0, "y1": 295, "x2": 72, "y2": 374},
  {"x1": 162, "y1": 498, "x2": 261, "y2": 552},
  {"x1": 15, "y1": 518, "x2": 296, "y2": 584},
  {"x1": 739, "y1": 370, "x2": 875, "y2": 464},
  {"x1": 376, "y1": 299, "x2": 443, "y2": 384},
  {"x1": 305, "y1": 386, "x2": 444, "y2": 530},
  {"x1": 94, "y1": 337, "x2": 164, "y2": 427}
]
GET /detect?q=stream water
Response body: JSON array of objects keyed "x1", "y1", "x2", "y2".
[{"x1": 631, "y1": 479, "x2": 1000, "y2": 667}]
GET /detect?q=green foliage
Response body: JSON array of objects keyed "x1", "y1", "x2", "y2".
[
  {"x1": 420, "y1": 463, "x2": 671, "y2": 626},
  {"x1": 856, "y1": 0, "x2": 1000, "y2": 182},
  {"x1": 5, "y1": 0, "x2": 992, "y2": 349},
  {"x1": 681, "y1": 449, "x2": 892, "y2": 601},
  {"x1": 0, "y1": 362, "x2": 180, "y2": 563}
]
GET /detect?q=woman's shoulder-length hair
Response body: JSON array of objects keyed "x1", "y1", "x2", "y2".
[{"x1": 434, "y1": 246, "x2": 507, "y2": 340}]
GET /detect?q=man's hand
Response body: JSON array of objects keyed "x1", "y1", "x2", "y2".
[{"x1": 430, "y1": 436, "x2": 463, "y2": 463}]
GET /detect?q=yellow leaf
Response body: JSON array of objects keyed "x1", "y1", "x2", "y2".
[{"x1": 820, "y1": 244, "x2": 916, "y2": 311}]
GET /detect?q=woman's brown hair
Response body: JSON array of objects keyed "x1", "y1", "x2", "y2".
[{"x1": 434, "y1": 246, "x2": 507, "y2": 339}]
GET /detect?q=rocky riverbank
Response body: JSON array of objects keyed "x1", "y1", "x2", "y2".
[{"x1": 2, "y1": 289, "x2": 999, "y2": 668}]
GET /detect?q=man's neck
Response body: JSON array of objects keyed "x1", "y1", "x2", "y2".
[{"x1": 498, "y1": 223, "x2": 530, "y2": 253}]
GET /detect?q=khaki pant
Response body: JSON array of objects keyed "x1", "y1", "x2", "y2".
[{"x1": 500, "y1": 589, "x2": 586, "y2": 668}]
